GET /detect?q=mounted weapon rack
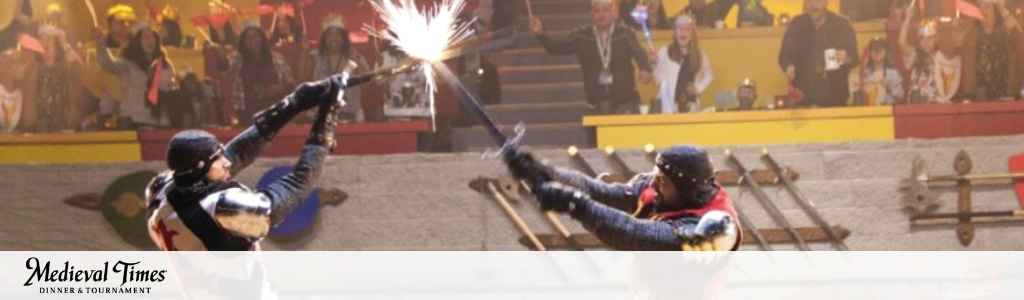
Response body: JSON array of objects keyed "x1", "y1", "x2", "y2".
[{"x1": 901, "y1": 150, "x2": 1024, "y2": 246}]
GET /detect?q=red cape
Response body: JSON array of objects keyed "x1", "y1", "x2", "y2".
[{"x1": 634, "y1": 184, "x2": 743, "y2": 250}]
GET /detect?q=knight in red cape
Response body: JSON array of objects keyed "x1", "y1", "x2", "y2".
[{"x1": 506, "y1": 144, "x2": 741, "y2": 251}]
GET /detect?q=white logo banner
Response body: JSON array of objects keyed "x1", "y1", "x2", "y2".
[{"x1": 0, "y1": 251, "x2": 1020, "y2": 299}]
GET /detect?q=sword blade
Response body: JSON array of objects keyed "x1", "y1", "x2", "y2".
[
  {"x1": 433, "y1": 62, "x2": 508, "y2": 146},
  {"x1": 727, "y1": 151, "x2": 811, "y2": 251},
  {"x1": 762, "y1": 151, "x2": 850, "y2": 251}
]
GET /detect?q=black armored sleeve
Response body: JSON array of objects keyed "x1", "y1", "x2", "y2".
[
  {"x1": 551, "y1": 167, "x2": 651, "y2": 211},
  {"x1": 223, "y1": 76, "x2": 341, "y2": 176},
  {"x1": 570, "y1": 194, "x2": 690, "y2": 251},
  {"x1": 259, "y1": 86, "x2": 341, "y2": 226},
  {"x1": 535, "y1": 183, "x2": 737, "y2": 251}
]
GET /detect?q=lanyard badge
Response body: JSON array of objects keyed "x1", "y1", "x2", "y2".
[{"x1": 595, "y1": 26, "x2": 615, "y2": 86}]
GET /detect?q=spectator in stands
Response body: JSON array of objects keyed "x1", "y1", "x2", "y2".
[
  {"x1": 0, "y1": 0, "x2": 31, "y2": 52},
  {"x1": 900, "y1": 12, "x2": 960, "y2": 103},
  {"x1": 0, "y1": 51, "x2": 25, "y2": 132},
  {"x1": 103, "y1": 5, "x2": 136, "y2": 50},
  {"x1": 886, "y1": 0, "x2": 912, "y2": 86},
  {"x1": 737, "y1": 0, "x2": 774, "y2": 27},
  {"x1": 652, "y1": 15, "x2": 713, "y2": 114},
  {"x1": 219, "y1": 21, "x2": 295, "y2": 126},
  {"x1": 179, "y1": 70, "x2": 225, "y2": 127},
  {"x1": 210, "y1": 21, "x2": 238, "y2": 46},
  {"x1": 961, "y1": 0, "x2": 1021, "y2": 101},
  {"x1": 779, "y1": 0, "x2": 859, "y2": 107},
  {"x1": 41, "y1": 4, "x2": 66, "y2": 36},
  {"x1": 93, "y1": 22, "x2": 177, "y2": 128},
  {"x1": 207, "y1": 0, "x2": 238, "y2": 46},
  {"x1": 529, "y1": 0, "x2": 652, "y2": 114},
  {"x1": 736, "y1": 78, "x2": 758, "y2": 110},
  {"x1": 682, "y1": 0, "x2": 773, "y2": 28},
  {"x1": 852, "y1": 37, "x2": 903, "y2": 105},
  {"x1": 169, "y1": 68, "x2": 201, "y2": 128},
  {"x1": 269, "y1": 4, "x2": 302, "y2": 46},
  {"x1": 157, "y1": 5, "x2": 184, "y2": 48},
  {"x1": 620, "y1": 0, "x2": 672, "y2": 30},
  {"x1": 682, "y1": 0, "x2": 736, "y2": 28},
  {"x1": 300, "y1": 16, "x2": 368, "y2": 123},
  {"x1": 84, "y1": 4, "x2": 137, "y2": 130},
  {"x1": 32, "y1": 26, "x2": 83, "y2": 132}
]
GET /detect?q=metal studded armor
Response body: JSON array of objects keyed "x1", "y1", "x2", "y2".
[{"x1": 507, "y1": 145, "x2": 741, "y2": 251}]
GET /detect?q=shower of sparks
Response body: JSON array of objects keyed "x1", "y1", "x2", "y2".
[{"x1": 366, "y1": 0, "x2": 476, "y2": 130}]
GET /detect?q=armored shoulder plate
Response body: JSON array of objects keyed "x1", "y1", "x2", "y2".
[
  {"x1": 145, "y1": 172, "x2": 175, "y2": 216},
  {"x1": 145, "y1": 172, "x2": 174, "y2": 202},
  {"x1": 213, "y1": 188, "x2": 272, "y2": 239}
]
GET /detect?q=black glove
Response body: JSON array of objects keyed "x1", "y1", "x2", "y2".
[
  {"x1": 253, "y1": 75, "x2": 343, "y2": 139},
  {"x1": 503, "y1": 147, "x2": 551, "y2": 185},
  {"x1": 532, "y1": 182, "x2": 583, "y2": 213},
  {"x1": 297, "y1": 76, "x2": 343, "y2": 105},
  {"x1": 306, "y1": 95, "x2": 342, "y2": 149}
]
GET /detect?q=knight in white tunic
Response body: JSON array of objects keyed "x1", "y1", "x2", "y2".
[{"x1": 146, "y1": 74, "x2": 347, "y2": 251}]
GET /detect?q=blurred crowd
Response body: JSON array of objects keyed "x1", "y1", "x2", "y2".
[
  {"x1": 0, "y1": 0, "x2": 480, "y2": 134},
  {"x1": 531, "y1": 0, "x2": 1023, "y2": 114},
  {"x1": 0, "y1": 0, "x2": 1022, "y2": 134}
]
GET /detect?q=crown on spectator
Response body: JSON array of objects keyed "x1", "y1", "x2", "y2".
[
  {"x1": 241, "y1": 19, "x2": 262, "y2": 30},
  {"x1": 919, "y1": 20, "x2": 937, "y2": 37},
  {"x1": 738, "y1": 78, "x2": 757, "y2": 89},
  {"x1": 161, "y1": 4, "x2": 180, "y2": 21},
  {"x1": 675, "y1": 14, "x2": 695, "y2": 26},
  {"x1": 45, "y1": 3, "x2": 62, "y2": 14},
  {"x1": 208, "y1": 0, "x2": 233, "y2": 14},
  {"x1": 322, "y1": 14, "x2": 347, "y2": 30},
  {"x1": 107, "y1": 4, "x2": 137, "y2": 21}
]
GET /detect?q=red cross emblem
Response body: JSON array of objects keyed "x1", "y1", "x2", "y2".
[{"x1": 152, "y1": 220, "x2": 178, "y2": 251}]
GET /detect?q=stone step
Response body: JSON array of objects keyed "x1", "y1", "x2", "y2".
[
  {"x1": 485, "y1": 101, "x2": 591, "y2": 124},
  {"x1": 515, "y1": 29, "x2": 573, "y2": 48},
  {"x1": 531, "y1": 0, "x2": 591, "y2": 15},
  {"x1": 499, "y1": 64, "x2": 582, "y2": 85},
  {"x1": 537, "y1": 14, "x2": 591, "y2": 31},
  {"x1": 488, "y1": 47, "x2": 577, "y2": 66},
  {"x1": 452, "y1": 122, "x2": 592, "y2": 152},
  {"x1": 501, "y1": 82, "x2": 585, "y2": 104}
]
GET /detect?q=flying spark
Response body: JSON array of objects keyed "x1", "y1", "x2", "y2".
[{"x1": 367, "y1": 0, "x2": 476, "y2": 129}]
